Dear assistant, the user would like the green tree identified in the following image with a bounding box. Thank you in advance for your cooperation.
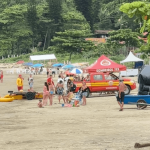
[51,0,95,61]
[108,29,143,55]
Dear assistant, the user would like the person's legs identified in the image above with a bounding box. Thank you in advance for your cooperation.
[43,95,47,106]
[58,95,61,103]
[121,92,125,110]
[62,95,65,103]
[49,95,53,105]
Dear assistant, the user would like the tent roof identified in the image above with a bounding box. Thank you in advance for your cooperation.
[85,55,126,73]
[30,54,56,61]
[120,51,143,63]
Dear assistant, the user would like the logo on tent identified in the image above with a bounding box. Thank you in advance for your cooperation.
[100,60,111,66]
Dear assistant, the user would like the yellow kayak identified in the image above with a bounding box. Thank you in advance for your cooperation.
[4,95,23,100]
[0,98,14,102]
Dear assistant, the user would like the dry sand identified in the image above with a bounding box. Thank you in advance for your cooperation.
[0,70,150,150]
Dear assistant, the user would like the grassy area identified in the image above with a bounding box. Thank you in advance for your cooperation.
[0,51,134,68]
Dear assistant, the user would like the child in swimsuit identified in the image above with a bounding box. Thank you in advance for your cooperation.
[38,100,43,108]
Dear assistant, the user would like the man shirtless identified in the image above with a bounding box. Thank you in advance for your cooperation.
[117,78,127,111]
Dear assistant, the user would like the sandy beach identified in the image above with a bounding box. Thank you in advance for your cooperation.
[0,70,150,150]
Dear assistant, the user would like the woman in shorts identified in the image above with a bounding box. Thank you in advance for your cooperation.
[81,81,88,106]
[49,83,54,105]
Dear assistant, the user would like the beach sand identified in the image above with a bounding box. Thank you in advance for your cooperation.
[0,71,150,150]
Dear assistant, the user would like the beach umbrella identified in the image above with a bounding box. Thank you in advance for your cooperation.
[70,68,83,74]
[62,64,75,69]
[32,64,44,68]
[17,60,24,64]
[52,63,64,67]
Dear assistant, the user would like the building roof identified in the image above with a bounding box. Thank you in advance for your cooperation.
[85,38,106,44]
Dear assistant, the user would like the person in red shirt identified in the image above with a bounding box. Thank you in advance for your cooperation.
[116,78,127,111]
[47,75,55,87]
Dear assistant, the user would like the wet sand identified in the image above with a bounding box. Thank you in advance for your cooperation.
[0,71,150,150]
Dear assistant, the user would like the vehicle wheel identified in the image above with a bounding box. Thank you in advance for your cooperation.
[26,92,35,100]
[86,88,90,98]
[137,99,147,109]
[124,85,131,95]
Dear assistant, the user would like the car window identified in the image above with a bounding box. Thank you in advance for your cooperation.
[94,75,103,80]
[104,75,115,80]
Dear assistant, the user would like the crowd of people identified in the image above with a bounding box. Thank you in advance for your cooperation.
[15,69,89,108]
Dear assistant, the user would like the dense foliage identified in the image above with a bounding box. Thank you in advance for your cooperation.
[0,0,148,61]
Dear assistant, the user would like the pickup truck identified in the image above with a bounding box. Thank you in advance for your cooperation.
[73,72,136,97]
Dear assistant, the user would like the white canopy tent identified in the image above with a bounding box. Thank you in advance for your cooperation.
[30,54,56,61]
[120,51,144,63]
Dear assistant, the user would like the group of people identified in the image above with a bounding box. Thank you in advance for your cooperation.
[16,74,33,91]
[40,73,88,107]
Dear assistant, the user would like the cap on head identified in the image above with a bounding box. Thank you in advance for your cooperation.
[19,74,22,77]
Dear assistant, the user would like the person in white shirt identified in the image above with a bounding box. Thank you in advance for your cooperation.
[57,75,63,83]
[64,75,69,94]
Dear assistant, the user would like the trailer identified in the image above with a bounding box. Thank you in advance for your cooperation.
[124,95,150,109]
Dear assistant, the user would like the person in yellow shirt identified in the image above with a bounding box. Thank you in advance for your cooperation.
[16,74,24,91]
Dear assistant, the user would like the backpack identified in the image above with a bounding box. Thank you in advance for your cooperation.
[71,84,76,91]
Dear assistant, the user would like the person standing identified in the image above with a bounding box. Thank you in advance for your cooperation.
[0,70,3,83]
[57,75,64,83]
[67,79,74,93]
[56,80,65,103]
[81,81,88,106]
[43,82,49,106]
[64,75,69,94]
[49,83,54,106]
[16,74,24,91]
[47,75,55,86]
[52,68,56,77]
[47,68,49,77]
[28,74,34,91]
[117,78,127,111]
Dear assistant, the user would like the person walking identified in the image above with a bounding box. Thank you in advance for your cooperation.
[43,82,49,106]
[28,74,34,91]
[116,78,127,111]
[81,81,88,106]
[16,74,24,91]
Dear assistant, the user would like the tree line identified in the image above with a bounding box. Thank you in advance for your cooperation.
[0,0,148,59]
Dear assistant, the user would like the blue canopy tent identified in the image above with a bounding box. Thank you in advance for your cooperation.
[24,62,33,66]
[52,63,64,67]
[32,64,44,68]
[62,64,75,70]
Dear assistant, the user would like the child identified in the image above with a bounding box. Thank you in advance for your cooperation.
[65,90,74,104]
[38,100,43,108]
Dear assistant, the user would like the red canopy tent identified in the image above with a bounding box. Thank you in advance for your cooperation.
[85,55,126,73]
[16,60,24,64]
